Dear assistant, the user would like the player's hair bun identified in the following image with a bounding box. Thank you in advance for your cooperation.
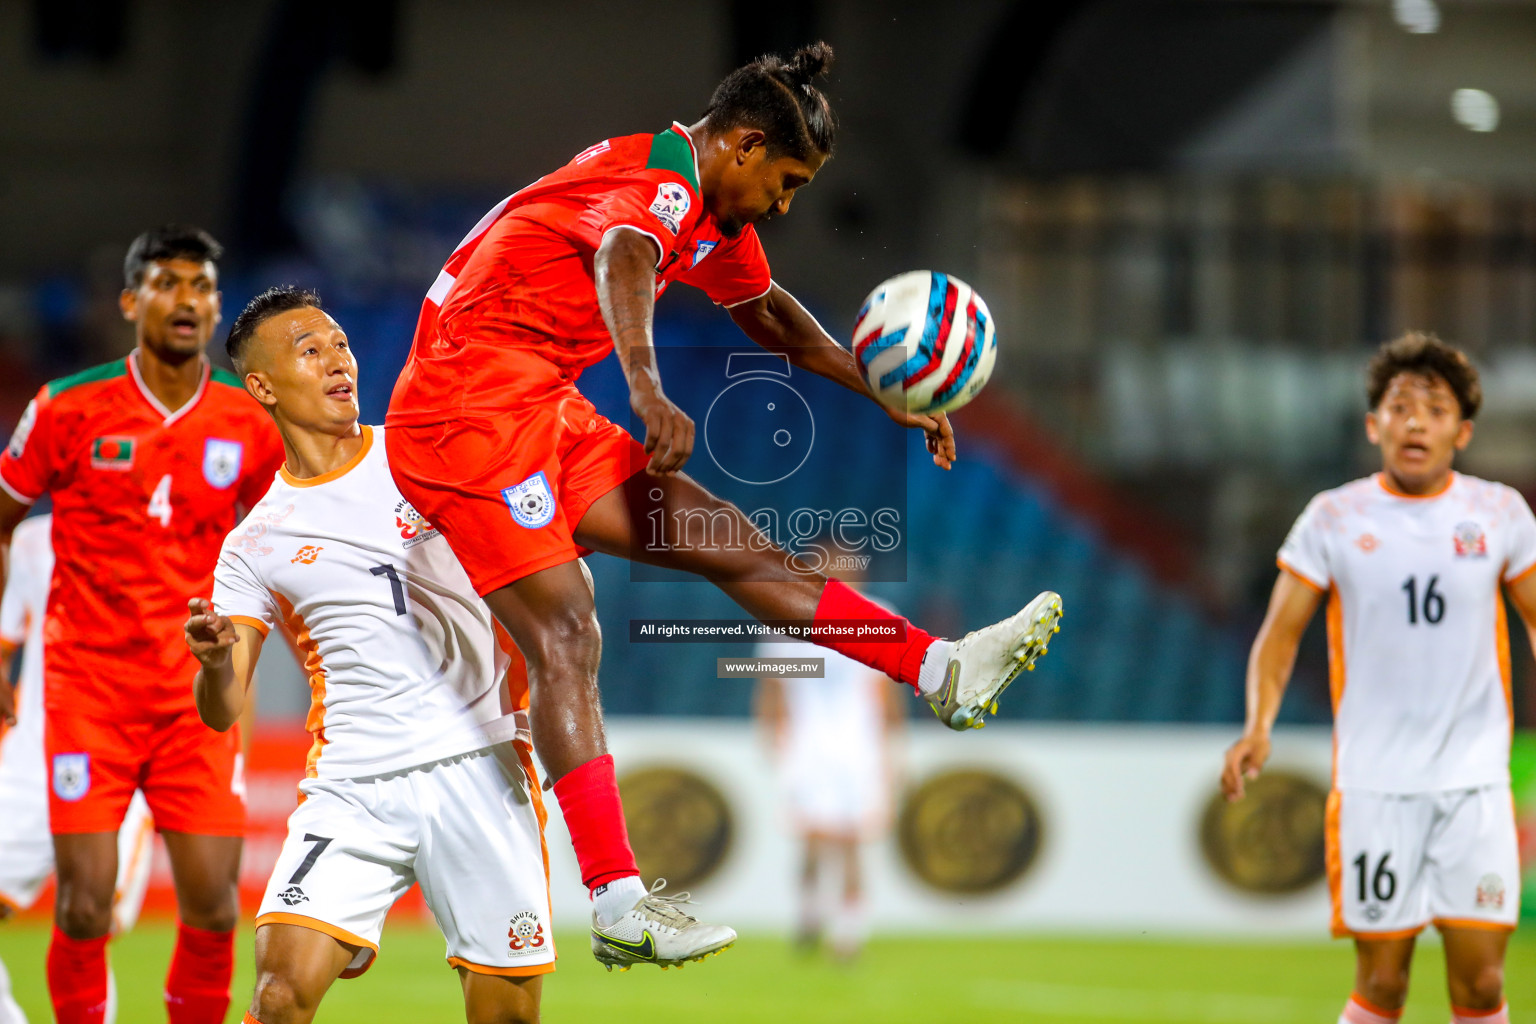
[782,42,834,86]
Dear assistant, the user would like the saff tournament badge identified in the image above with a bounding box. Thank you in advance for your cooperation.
[649,182,690,233]
[203,438,244,489]
[502,472,556,529]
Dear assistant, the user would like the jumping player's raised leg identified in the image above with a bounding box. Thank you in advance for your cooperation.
[246,923,358,1024]
[575,471,1062,729]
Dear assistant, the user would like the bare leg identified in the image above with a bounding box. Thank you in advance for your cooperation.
[459,967,542,1024]
[161,832,243,932]
[52,833,119,939]
[247,923,355,1024]
[1441,926,1509,1013]
[796,835,823,949]
[1352,936,1416,1014]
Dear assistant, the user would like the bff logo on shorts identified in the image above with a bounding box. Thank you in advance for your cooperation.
[52,753,90,801]
[502,472,556,529]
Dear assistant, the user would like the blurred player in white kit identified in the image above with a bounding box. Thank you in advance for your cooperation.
[756,594,902,961]
[1223,333,1536,1024]
[0,513,155,1024]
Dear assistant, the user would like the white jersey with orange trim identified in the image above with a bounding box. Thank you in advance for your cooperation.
[212,425,523,781]
[756,635,892,834]
[1278,472,1536,793]
[0,514,51,754]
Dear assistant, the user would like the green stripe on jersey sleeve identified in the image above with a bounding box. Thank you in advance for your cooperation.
[646,129,700,193]
[47,359,127,398]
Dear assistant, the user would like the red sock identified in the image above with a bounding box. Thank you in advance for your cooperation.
[164,922,234,1024]
[551,754,640,890]
[813,579,937,691]
[46,927,110,1024]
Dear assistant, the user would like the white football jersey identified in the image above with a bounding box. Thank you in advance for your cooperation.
[213,426,522,781]
[0,513,52,755]
[1279,472,1536,793]
[756,635,889,824]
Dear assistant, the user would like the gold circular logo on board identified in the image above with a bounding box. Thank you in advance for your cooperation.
[898,769,1043,894]
[618,767,734,889]
[1200,770,1327,894]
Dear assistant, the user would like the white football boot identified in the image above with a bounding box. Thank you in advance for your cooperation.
[591,879,737,971]
[924,591,1063,730]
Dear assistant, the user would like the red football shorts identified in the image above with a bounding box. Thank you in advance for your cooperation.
[46,708,245,836]
[387,350,647,596]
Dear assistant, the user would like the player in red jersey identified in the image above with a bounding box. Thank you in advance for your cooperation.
[387,44,1063,964]
[0,226,285,1024]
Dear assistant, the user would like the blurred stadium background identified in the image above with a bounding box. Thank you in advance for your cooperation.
[2,0,1535,1020]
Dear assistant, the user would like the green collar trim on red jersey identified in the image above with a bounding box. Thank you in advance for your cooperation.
[46,358,128,399]
[647,126,700,194]
[210,366,244,389]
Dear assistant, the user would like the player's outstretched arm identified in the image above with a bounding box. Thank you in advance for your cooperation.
[185,597,263,732]
[596,226,695,475]
[0,491,31,726]
[1221,570,1323,801]
[730,284,956,469]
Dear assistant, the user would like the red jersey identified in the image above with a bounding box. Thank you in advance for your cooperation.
[0,355,285,716]
[389,122,773,424]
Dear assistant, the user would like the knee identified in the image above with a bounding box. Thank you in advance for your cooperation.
[55,882,114,939]
[179,885,241,933]
[1358,962,1411,1009]
[464,998,538,1024]
[1454,962,1504,1010]
[252,971,321,1024]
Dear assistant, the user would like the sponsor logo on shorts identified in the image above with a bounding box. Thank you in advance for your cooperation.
[508,911,547,956]
[291,545,324,565]
[203,438,244,489]
[394,499,440,549]
[52,753,90,801]
[502,472,556,529]
[692,239,717,268]
[1454,521,1488,558]
[278,885,309,906]
[1475,872,1505,909]
[649,182,690,234]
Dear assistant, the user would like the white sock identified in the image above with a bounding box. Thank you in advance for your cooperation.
[591,875,647,928]
[0,955,28,1024]
[1452,1003,1509,1024]
[830,900,868,958]
[916,640,955,696]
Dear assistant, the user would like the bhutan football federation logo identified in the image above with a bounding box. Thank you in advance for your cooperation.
[898,769,1043,894]
[393,499,440,549]
[507,911,546,956]
[1475,873,1505,909]
[1199,770,1327,894]
[1453,521,1488,558]
[617,767,734,888]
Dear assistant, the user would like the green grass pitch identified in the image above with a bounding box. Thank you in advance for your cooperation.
[1,921,1532,1022]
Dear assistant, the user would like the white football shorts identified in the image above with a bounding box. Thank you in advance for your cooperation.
[0,719,154,930]
[255,744,554,978]
[1327,785,1520,938]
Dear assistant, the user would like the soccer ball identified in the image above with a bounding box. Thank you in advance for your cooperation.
[851,270,998,416]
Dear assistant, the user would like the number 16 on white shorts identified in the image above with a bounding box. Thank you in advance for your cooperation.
[1327,785,1520,938]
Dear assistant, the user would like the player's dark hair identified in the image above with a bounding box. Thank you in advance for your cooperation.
[122,224,223,289]
[1366,331,1482,420]
[226,285,324,371]
[701,42,837,161]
